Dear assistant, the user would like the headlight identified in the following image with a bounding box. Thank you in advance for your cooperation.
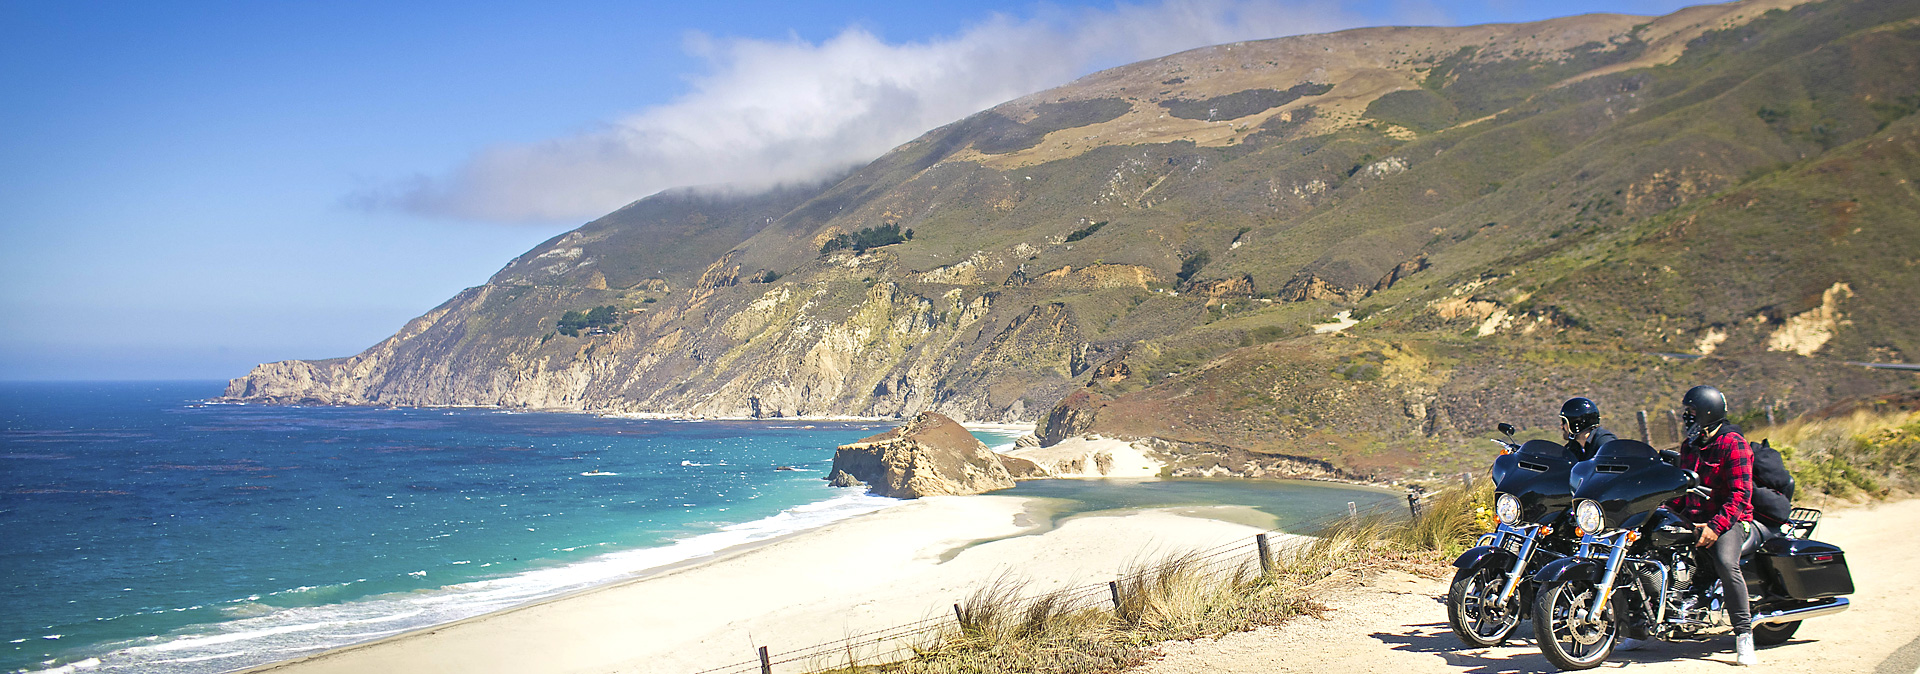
[1575,499,1604,533]
[1495,493,1521,524]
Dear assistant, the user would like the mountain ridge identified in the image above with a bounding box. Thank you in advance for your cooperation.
[226,0,1920,479]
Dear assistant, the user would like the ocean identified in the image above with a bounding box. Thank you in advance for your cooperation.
[0,381,1399,674]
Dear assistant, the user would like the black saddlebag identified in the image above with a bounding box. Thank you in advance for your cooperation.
[1760,538,1854,600]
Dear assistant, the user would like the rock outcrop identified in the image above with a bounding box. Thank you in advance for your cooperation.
[828,412,1016,498]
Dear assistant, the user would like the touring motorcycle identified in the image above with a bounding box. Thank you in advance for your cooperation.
[1528,438,1854,670]
[1447,423,1582,646]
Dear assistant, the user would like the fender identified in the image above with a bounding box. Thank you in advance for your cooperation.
[1452,545,1518,571]
[1533,556,1604,584]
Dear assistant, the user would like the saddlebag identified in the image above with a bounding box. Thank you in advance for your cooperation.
[1760,538,1854,599]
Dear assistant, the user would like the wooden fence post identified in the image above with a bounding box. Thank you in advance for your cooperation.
[1348,501,1358,518]
[1460,472,1472,488]
[759,645,771,674]
[1407,493,1419,518]
[1109,580,1124,617]
[954,603,965,627]
[1256,533,1273,574]
[1637,410,1651,443]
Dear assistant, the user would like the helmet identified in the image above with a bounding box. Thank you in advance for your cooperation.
[1681,385,1728,443]
[1560,397,1601,441]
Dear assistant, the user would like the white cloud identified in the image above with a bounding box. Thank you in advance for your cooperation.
[370,0,1399,223]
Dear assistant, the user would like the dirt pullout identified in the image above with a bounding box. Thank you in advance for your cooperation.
[1135,498,1920,674]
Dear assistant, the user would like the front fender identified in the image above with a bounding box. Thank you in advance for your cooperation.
[1452,545,1518,571]
[1533,556,1604,584]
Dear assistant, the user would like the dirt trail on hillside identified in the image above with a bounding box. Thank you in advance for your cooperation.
[1136,498,1920,674]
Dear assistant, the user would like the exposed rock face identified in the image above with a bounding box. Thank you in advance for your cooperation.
[828,412,1015,498]
[1039,390,1104,447]
[1369,255,1430,294]
[997,454,1050,479]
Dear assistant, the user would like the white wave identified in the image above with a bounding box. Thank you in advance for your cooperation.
[63,488,899,674]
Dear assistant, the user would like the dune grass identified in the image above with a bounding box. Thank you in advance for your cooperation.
[1751,409,1920,500]
[806,483,1491,674]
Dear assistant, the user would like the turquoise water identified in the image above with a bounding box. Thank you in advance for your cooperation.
[0,382,888,674]
[0,382,1401,674]
[996,477,1406,531]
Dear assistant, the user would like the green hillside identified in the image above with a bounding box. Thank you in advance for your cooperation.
[226,0,1920,480]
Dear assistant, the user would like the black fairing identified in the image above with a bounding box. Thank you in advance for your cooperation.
[1491,439,1579,524]
[1646,508,1694,548]
[1570,439,1691,532]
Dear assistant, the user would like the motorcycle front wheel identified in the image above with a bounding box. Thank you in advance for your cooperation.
[1448,566,1521,647]
[1532,579,1617,670]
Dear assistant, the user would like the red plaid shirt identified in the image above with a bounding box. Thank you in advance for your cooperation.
[1669,428,1754,534]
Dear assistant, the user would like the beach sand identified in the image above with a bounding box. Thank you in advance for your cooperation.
[243,495,1273,674]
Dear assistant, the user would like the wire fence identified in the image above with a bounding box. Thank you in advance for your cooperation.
[689,489,1448,674]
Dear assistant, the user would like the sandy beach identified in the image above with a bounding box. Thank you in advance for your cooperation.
[243,495,1275,674]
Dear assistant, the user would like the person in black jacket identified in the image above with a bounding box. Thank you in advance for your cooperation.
[1560,397,1617,461]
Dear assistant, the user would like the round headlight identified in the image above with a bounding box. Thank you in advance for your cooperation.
[1575,499,1604,533]
[1495,493,1521,524]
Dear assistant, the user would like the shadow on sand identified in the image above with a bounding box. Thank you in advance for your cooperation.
[1366,620,1809,672]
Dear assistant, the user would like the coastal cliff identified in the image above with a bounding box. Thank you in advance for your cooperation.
[227,0,1920,479]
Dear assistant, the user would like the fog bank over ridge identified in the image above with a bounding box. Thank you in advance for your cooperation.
[366,0,1387,223]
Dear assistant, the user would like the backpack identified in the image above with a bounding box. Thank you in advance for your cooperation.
[1751,438,1795,500]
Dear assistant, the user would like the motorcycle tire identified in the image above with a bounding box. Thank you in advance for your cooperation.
[1448,566,1521,647]
[1532,579,1618,670]
[1753,620,1800,646]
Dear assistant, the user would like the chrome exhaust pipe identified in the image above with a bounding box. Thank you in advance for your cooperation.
[1753,597,1849,626]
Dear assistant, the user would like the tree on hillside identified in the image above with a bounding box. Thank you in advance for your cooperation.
[558,305,622,337]
[820,223,907,255]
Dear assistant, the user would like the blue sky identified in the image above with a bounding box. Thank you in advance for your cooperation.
[0,0,1703,381]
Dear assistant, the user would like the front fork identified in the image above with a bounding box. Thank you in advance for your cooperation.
[1491,523,1544,608]
[1574,531,1632,623]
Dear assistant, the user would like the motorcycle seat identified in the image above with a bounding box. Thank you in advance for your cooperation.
[1739,520,1767,556]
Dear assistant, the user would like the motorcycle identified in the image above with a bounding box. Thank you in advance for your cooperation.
[1447,423,1582,646]
[1528,438,1854,670]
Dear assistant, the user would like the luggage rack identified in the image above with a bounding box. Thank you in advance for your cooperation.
[1782,507,1822,539]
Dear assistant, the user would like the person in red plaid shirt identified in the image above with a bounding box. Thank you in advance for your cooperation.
[1670,385,1759,665]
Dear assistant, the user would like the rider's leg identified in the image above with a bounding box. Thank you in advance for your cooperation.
[1709,521,1751,635]
[1709,521,1756,665]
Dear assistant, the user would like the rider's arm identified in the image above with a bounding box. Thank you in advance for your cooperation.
[1708,434,1754,535]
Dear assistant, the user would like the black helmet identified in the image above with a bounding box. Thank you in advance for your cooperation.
[1560,397,1601,441]
[1681,385,1729,443]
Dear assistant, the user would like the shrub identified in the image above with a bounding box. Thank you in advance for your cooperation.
[821,223,908,255]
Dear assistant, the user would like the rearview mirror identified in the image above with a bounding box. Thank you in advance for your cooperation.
[1497,423,1516,437]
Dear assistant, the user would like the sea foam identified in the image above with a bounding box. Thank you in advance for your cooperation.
[36,488,897,674]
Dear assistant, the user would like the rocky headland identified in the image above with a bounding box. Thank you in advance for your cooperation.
[827,412,1020,498]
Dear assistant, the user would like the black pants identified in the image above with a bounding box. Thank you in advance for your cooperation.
[1704,521,1752,635]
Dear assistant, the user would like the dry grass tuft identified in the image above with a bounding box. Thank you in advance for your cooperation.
[1753,410,1920,500]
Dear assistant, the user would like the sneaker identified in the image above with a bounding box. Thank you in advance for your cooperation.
[1736,633,1757,666]
[1617,637,1648,652]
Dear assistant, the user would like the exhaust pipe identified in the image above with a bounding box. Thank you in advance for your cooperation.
[1753,597,1849,626]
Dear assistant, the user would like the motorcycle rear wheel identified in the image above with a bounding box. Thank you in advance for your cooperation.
[1533,579,1617,671]
[1753,620,1800,646]
[1448,566,1521,647]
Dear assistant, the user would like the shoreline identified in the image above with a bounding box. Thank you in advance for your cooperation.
[233,494,1286,674]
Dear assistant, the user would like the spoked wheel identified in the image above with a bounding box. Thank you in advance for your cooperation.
[1753,620,1800,646]
[1448,566,1522,647]
[1532,580,1618,670]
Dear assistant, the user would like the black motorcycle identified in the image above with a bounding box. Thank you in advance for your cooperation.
[1447,423,1581,646]
[1528,439,1854,670]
